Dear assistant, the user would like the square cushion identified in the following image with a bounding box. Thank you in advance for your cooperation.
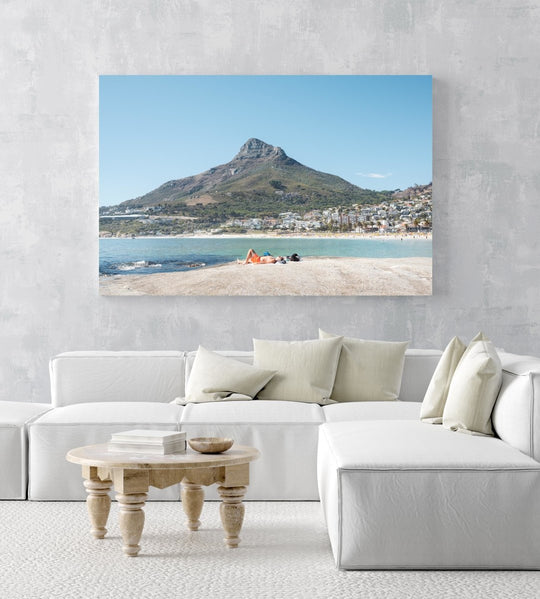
[184,349,444,404]
[442,333,502,436]
[319,329,408,402]
[420,336,466,423]
[180,345,275,404]
[253,337,343,404]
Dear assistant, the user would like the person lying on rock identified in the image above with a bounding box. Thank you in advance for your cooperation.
[238,249,286,264]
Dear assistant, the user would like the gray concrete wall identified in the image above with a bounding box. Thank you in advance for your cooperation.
[2,1,540,403]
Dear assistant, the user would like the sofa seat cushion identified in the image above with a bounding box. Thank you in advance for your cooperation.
[180,400,324,501]
[33,401,183,424]
[323,401,420,422]
[28,402,183,501]
[320,420,539,470]
[318,421,540,569]
[181,400,324,424]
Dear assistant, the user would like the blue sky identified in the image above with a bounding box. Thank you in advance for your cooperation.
[99,75,432,206]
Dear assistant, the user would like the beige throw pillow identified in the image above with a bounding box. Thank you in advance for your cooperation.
[420,336,467,423]
[253,337,343,404]
[442,333,502,436]
[179,345,276,404]
[319,329,408,402]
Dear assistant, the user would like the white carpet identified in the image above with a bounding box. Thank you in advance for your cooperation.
[0,501,538,599]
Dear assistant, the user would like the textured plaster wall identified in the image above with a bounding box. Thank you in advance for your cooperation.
[2,1,540,403]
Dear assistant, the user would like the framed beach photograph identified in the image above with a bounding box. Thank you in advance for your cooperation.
[99,75,432,296]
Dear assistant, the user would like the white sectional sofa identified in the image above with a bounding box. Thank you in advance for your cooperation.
[25,348,440,501]
[2,345,540,569]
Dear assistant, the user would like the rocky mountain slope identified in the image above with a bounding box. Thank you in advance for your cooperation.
[117,138,389,215]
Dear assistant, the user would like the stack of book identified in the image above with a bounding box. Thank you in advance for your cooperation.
[108,430,187,455]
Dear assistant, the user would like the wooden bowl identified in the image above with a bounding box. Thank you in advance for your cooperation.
[188,437,234,454]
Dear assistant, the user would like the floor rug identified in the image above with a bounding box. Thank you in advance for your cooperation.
[0,501,538,598]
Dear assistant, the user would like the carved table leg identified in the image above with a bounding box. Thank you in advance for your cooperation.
[116,492,147,557]
[181,482,204,531]
[83,478,112,539]
[218,485,246,548]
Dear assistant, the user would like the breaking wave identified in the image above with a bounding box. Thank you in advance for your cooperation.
[99,258,213,276]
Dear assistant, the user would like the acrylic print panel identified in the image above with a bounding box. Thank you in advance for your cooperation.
[99,75,432,296]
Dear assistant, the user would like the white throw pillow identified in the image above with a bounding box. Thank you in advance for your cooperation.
[442,333,502,436]
[420,336,467,423]
[178,345,276,404]
[319,329,408,402]
[253,337,343,404]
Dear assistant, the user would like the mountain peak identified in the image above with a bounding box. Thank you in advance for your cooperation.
[234,138,287,161]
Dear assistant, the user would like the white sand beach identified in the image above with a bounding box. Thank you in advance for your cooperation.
[100,256,432,296]
[102,232,432,241]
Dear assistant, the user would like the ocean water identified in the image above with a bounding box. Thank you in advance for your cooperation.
[99,236,432,276]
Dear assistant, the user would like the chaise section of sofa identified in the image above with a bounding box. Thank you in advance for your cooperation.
[318,351,540,569]
[318,420,540,569]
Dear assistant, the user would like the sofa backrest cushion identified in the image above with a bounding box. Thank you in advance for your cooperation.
[50,351,186,407]
[185,349,442,403]
[394,349,442,402]
[492,352,540,461]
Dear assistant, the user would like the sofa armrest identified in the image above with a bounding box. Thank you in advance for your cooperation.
[492,352,540,462]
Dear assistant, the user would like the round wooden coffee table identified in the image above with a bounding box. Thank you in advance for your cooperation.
[66,443,260,557]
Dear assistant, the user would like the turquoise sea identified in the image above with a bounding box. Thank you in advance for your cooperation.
[99,237,432,276]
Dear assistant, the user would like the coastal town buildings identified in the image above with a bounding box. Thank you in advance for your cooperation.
[99,187,432,238]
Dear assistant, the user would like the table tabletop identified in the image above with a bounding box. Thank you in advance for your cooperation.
[66,443,260,470]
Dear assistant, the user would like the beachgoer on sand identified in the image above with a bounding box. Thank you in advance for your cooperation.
[238,249,286,264]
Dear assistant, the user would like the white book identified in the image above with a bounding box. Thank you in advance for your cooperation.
[107,440,187,455]
[110,430,186,445]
